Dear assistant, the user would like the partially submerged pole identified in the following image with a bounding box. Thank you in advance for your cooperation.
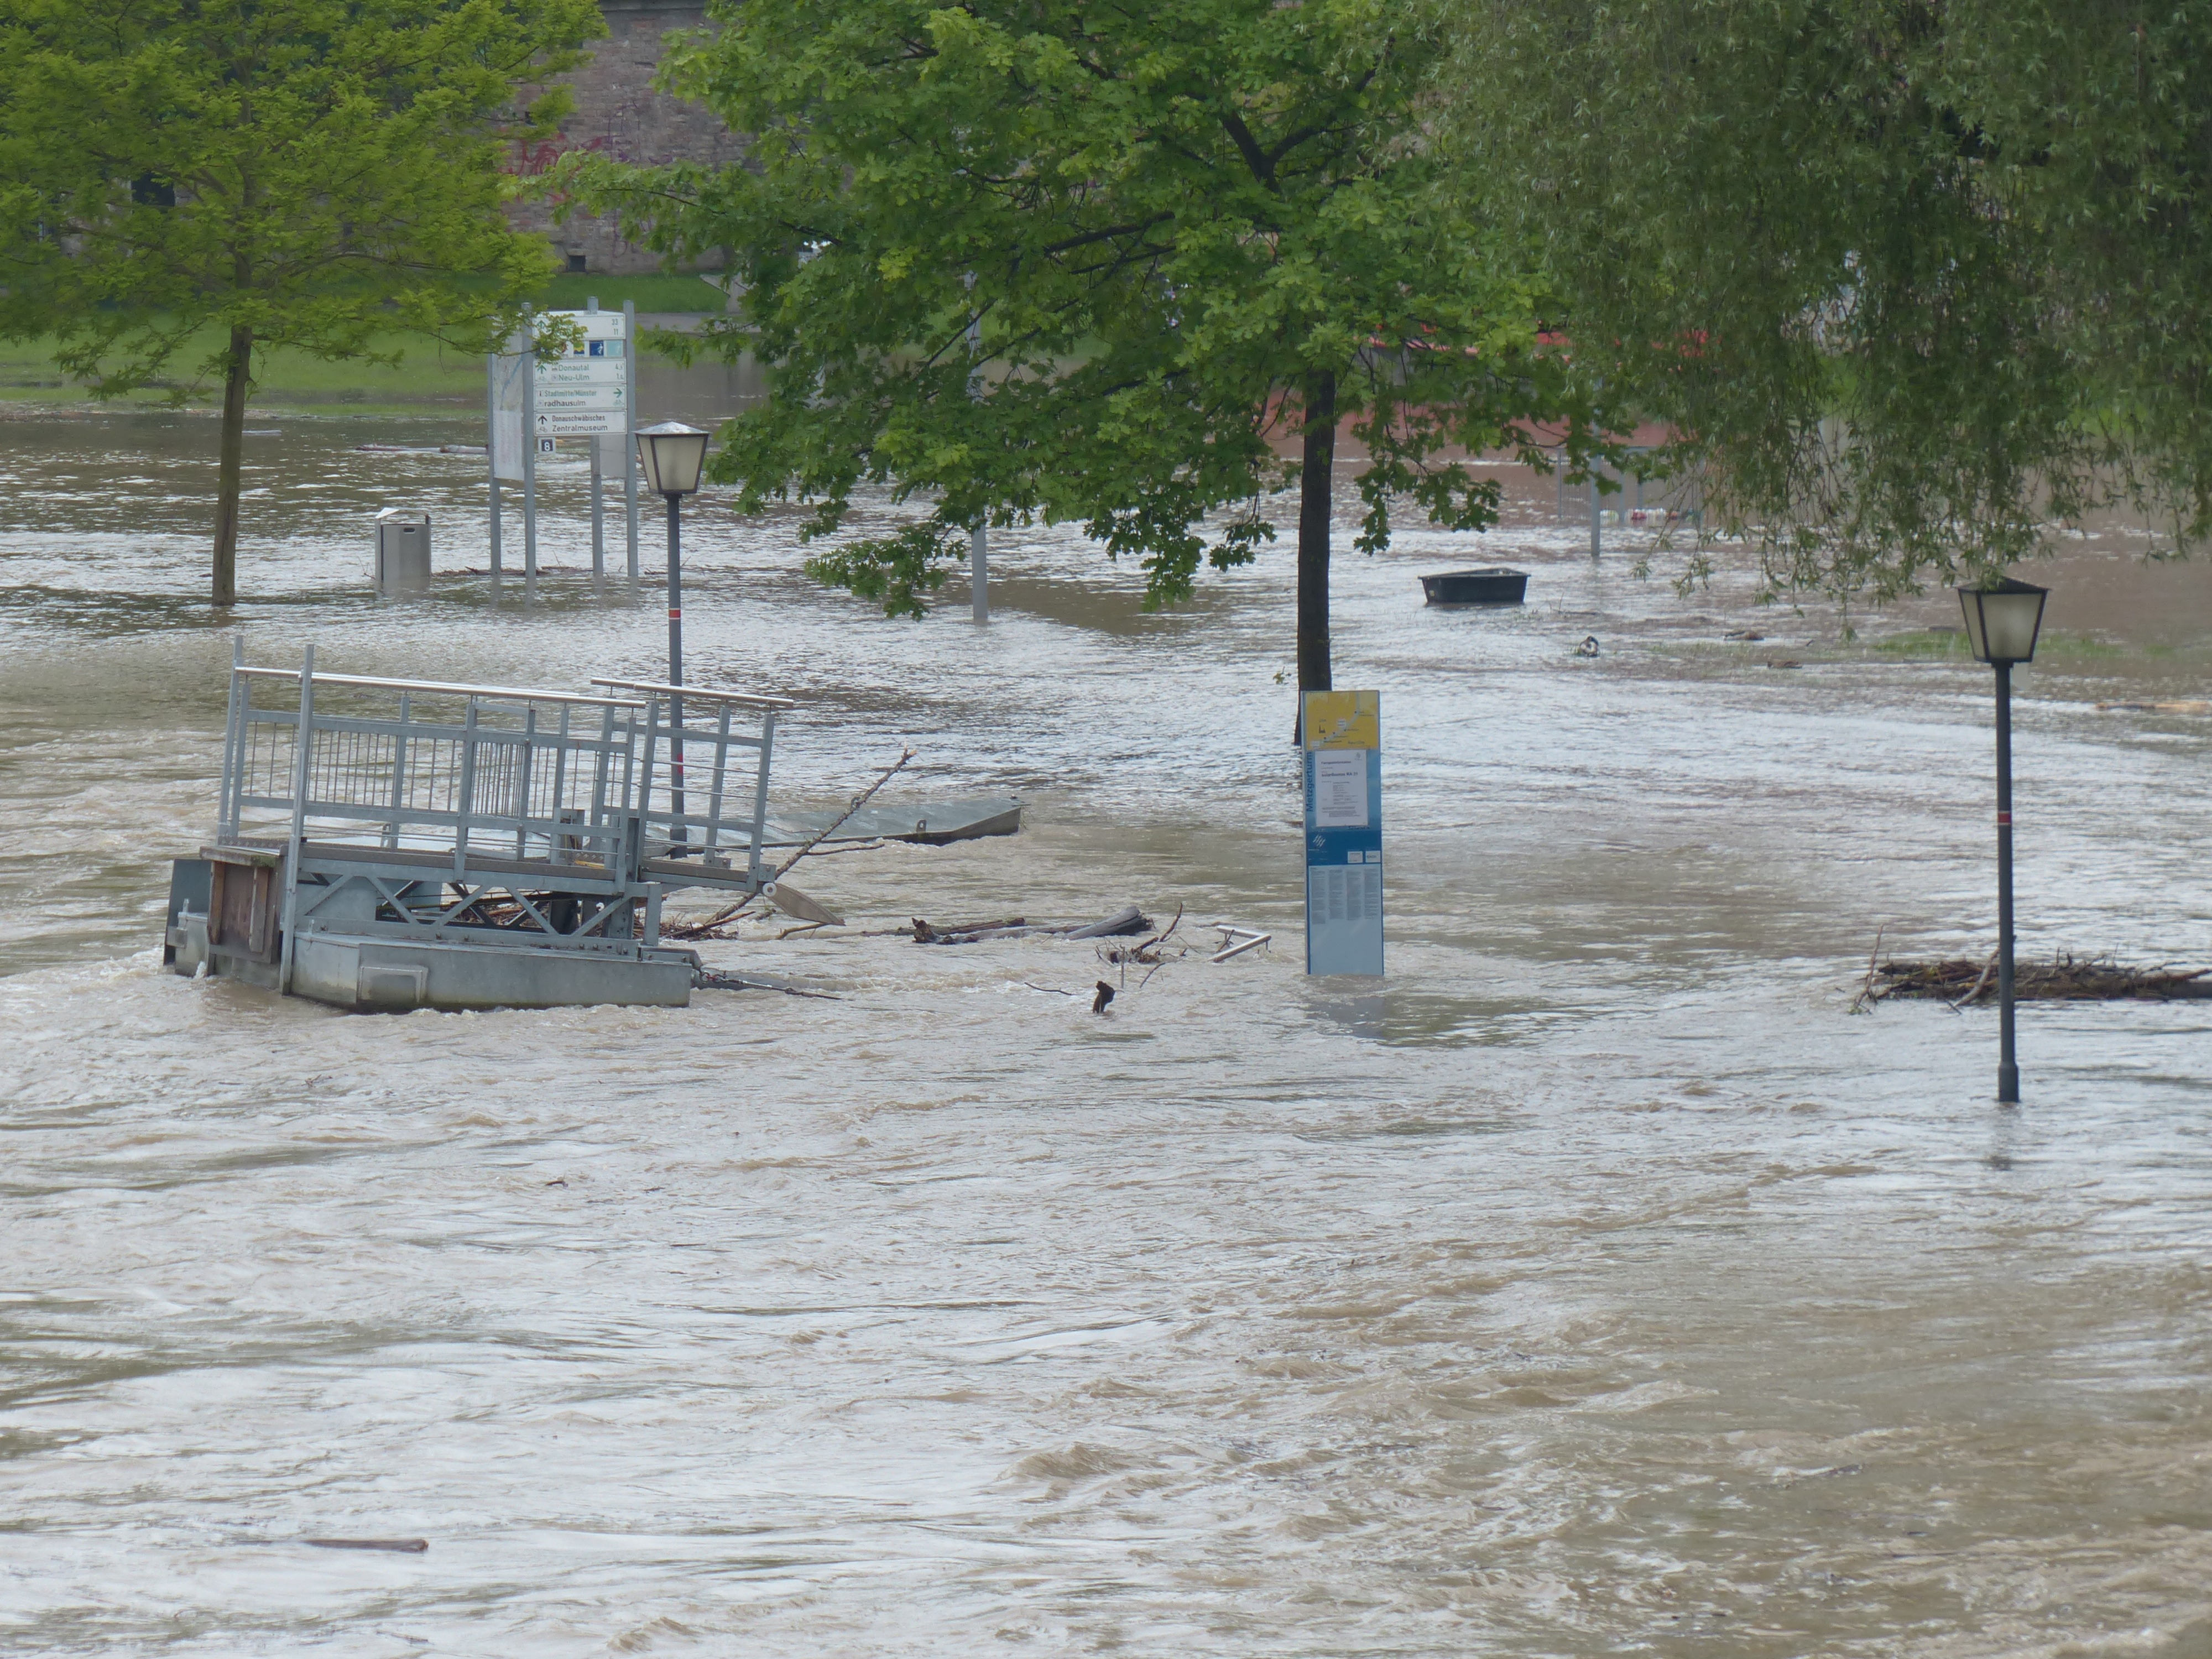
[486,353,502,599]
[624,299,640,586]
[1995,659,2018,1104]
[667,492,686,848]
[588,296,605,593]
[966,283,988,623]
[522,321,540,607]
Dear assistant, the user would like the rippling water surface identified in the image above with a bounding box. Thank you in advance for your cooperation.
[3,409,2210,1656]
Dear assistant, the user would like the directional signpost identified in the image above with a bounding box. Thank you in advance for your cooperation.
[1303,690,1384,976]
[486,306,639,600]
[534,315,628,436]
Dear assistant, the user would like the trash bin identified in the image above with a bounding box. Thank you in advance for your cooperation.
[375,508,432,595]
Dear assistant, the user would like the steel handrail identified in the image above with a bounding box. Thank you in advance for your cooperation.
[589,676,795,711]
[236,667,646,709]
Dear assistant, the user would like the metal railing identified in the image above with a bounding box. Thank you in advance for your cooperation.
[209,645,795,992]
[591,677,790,887]
[221,658,643,877]
[217,646,787,894]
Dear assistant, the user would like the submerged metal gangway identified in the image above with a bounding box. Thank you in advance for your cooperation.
[165,645,794,1011]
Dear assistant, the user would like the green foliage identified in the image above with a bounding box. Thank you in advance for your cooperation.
[1451,0,2212,605]
[802,523,962,620]
[0,0,603,596]
[556,0,1621,617]
[0,0,602,384]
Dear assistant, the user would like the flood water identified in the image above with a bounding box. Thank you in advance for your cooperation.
[3,408,2209,1657]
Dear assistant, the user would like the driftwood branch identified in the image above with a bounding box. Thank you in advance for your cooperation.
[770,748,916,883]
[1855,948,2212,1006]
[667,748,915,941]
[1946,951,1999,1011]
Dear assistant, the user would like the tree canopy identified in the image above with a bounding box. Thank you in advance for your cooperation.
[559,0,1618,701]
[0,0,603,603]
[1452,0,2212,605]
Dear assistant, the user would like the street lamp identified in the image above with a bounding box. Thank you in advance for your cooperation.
[637,421,709,853]
[1957,576,2049,1105]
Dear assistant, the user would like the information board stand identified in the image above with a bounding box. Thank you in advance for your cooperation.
[1303,690,1383,976]
[488,307,634,603]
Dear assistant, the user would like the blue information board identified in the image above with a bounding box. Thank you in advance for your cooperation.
[1303,690,1383,976]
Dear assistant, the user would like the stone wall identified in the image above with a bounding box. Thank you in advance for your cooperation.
[505,0,742,277]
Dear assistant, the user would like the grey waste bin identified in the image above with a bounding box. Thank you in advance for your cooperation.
[375,508,432,594]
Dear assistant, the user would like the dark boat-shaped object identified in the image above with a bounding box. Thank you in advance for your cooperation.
[1421,567,1528,607]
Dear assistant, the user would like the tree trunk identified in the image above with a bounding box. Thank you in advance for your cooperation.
[1294,369,1336,744]
[211,324,253,606]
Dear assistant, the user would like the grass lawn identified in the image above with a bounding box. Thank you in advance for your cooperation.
[0,274,724,414]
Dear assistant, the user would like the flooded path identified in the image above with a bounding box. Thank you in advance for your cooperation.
[2,410,2209,1656]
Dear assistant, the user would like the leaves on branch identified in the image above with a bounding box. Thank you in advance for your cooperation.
[549,0,1623,615]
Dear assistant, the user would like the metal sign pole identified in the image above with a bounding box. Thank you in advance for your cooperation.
[624,299,640,586]
[1302,690,1384,977]
[587,297,605,593]
[486,354,502,601]
[523,319,540,607]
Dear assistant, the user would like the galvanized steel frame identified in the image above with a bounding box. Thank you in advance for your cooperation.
[214,652,788,974]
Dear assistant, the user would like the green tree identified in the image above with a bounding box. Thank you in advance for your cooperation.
[557,0,1618,711]
[0,0,604,604]
[1451,0,2212,606]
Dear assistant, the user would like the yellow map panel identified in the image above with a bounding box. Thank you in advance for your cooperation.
[1304,690,1379,750]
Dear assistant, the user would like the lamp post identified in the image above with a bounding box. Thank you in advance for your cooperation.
[636,421,709,852]
[1957,576,2050,1105]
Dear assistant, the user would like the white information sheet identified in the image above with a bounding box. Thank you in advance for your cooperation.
[1313,749,1369,827]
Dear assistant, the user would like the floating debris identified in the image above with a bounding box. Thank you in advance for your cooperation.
[1856,952,2211,1009]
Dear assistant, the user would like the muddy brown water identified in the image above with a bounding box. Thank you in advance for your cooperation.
[2,409,2209,1656]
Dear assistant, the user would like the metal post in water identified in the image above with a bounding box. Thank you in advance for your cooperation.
[486,353,502,601]
[220,633,246,843]
[591,441,606,592]
[1995,660,2018,1105]
[1590,475,1601,560]
[522,319,539,607]
[666,492,686,849]
[278,643,315,994]
[624,299,640,586]
[966,279,988,623]
[588,297,605,593]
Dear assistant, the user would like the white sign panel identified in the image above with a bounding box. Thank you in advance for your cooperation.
[535,385,625,411]
[1313,750,1369,828]
[541,309,627,342]
[536,408,624,436]
[537,359,625,389]
[531,314,629,441]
